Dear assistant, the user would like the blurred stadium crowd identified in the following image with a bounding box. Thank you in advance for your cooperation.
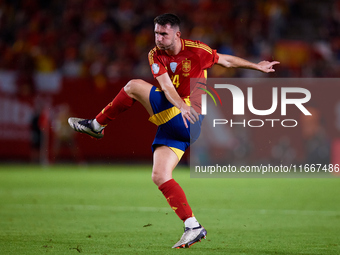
[1,0,340,91]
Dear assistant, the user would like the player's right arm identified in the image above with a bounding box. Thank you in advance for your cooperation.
[156,73,198,128]
[149,47,198,128]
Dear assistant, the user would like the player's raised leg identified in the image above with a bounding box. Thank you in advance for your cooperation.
[68,79,154,138]
[153,145,207,248]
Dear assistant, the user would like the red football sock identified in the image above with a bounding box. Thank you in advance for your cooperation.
[158,179,193,221]
[96,87,135,125]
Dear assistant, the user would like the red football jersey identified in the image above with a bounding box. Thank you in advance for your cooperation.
[148,39,219,111]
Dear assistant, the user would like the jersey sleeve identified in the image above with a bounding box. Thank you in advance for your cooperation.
[148,47,168,78]
[196,42,219,70]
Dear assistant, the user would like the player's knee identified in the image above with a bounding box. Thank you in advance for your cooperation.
[151,171,161,186]
[124,79,143,96]
[151,170,167,187]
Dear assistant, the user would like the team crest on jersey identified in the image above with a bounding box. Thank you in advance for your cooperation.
[152,63,160,74]
[182,59,191,72]
[170,62,177,73]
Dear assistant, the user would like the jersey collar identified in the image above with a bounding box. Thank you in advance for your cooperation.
[181,39,185,51]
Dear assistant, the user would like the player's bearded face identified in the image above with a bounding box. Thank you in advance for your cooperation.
[154,24,178,51]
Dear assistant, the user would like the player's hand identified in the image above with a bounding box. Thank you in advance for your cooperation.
[257,61,280,73]
[180,104,199,129]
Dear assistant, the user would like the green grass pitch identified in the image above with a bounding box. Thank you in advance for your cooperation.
[0,164,339,255]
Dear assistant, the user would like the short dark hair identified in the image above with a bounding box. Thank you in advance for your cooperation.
[154,13,181,28]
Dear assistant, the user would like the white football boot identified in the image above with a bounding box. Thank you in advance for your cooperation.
[172,225,207,248]
[68,118,104,139]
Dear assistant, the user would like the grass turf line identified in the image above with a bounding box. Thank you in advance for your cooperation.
[0,164,339,254]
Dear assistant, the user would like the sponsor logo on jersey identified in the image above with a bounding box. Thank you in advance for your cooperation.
[152,63,160,74]
[182,59,191,72]
[170,62,177,73]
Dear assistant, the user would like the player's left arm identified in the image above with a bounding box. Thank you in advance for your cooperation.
[216,53,280,73]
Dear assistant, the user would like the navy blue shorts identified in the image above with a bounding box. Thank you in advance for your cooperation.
[148,86,203,158]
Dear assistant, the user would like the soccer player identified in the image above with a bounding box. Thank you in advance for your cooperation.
[68,13,279,248]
